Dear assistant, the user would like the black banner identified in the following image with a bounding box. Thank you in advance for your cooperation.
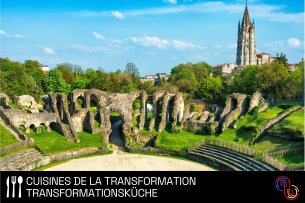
[1,171,304,203]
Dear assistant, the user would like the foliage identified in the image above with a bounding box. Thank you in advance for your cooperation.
[189,103,197,112]
[125,62,139,77]
[0,58,43,99]
[133,99,141,110]
[0,124,18,147]
[169,62,212,97]
[196,76,223,100]
[42,69,70,94]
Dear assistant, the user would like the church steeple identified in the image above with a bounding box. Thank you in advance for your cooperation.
[236,0,257,66]
[242,3,251,28]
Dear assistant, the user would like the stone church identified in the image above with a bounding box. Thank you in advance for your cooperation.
[236,2,257,66]
[236,2,275,67]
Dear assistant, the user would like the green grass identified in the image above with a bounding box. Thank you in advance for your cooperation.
[90,107,97,112]
[0,124,18,147]
[275,152,304,166]
[155,130,205,151]
[27,126,105,155]
[110,112,121,124]
[7,101,19,109]
[0,146,29,157]
[269,109,304,138]
[216,106,287,145]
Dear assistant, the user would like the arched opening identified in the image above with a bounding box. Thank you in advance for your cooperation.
[231,98,238,110]
[90,94,98,112]
[29,124,37,133]
[145,97,153,130]
[76,95,85,109]
[19,125,27,134]
[37,123,47,134]
[167,99,175,123]
[109,111,124,147]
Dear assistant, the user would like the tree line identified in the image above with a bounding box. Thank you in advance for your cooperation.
[0,57,303,103]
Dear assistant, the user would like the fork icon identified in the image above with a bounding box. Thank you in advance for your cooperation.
[11,176,16,198]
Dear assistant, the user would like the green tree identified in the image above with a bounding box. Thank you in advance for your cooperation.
[56,63,75,84]
[125,62,139,77]
[0,58,41,99]
[196,76,223,100]
[255,62,288,100]
[24,60,46,94]
[274,53,288,67]
[226,65,258,95]
[43,69,70,94]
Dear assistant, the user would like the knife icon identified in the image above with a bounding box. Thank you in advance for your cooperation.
[6,177,10,198]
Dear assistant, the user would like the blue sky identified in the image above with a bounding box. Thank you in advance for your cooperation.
[1,0,304,75]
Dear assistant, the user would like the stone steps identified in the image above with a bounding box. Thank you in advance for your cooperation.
[0,148,47,171]
[189,144,275,171]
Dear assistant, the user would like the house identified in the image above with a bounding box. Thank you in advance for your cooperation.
[213,63,236,75]
[140,73,170,84]
[256,53,275,65]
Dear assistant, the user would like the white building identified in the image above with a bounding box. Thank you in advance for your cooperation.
[213,63,236,75]
[256,53,275,65]
[140,73,170,84]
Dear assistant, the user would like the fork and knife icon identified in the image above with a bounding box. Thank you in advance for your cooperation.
[6,176,23,198]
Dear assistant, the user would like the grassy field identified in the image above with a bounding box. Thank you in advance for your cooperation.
[27,126,105,154]
[155,130,205,151]
[269,109,304,138]
[276,152,304,166]
[0,124,18,147]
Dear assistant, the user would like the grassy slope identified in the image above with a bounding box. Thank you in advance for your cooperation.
[0,124,18,147]
[269,109,304,137]
[155,130,204,151]
[276,152,304,166]
[28,126,105,155]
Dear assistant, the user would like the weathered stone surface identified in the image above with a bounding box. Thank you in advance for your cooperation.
[13,95,39,113]
[138,91,148,130]
[158,93,170,132]
[172,92,184,124]
[180,105,190,128]
[0,107,56,132]
[199,111,210,122]
[249,91,268,112]
[219,93,248,132]
[0,92,11,109]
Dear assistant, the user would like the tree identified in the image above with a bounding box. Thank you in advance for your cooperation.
[24,60,46,94]
[43,69,70,94]
[255,62,288,100]
[274,53,288,67]
[56,63,75,84]
[0,58,41,99]
[196,76,223,100]
[226,65,258,95]
[125,62,139,77]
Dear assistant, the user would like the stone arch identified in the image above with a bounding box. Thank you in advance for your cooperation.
[76,95,85,109]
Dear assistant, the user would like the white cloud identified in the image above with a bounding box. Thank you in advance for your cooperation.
[68,44,107,53]
[92,32,104,40]
[287,38,301,47]
[131,36,170,49]
[162,0,177,5]
[69,2,303,23]
[172,40,202,50]
[14,34,24,38]
[44,47,55,54]
[213,44,223,49]
[0,29,24,38]
[131,35,201,50]
[111,11,124,20]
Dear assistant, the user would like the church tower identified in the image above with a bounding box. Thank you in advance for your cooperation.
[236,1,257,66]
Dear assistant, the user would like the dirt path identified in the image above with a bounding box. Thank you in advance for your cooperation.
[45,150,215,171]
[109,120,124,147]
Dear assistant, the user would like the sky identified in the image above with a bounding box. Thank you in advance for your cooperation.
[0,0,304,75]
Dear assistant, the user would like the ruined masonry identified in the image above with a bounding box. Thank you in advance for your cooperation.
[0,90,185,146]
